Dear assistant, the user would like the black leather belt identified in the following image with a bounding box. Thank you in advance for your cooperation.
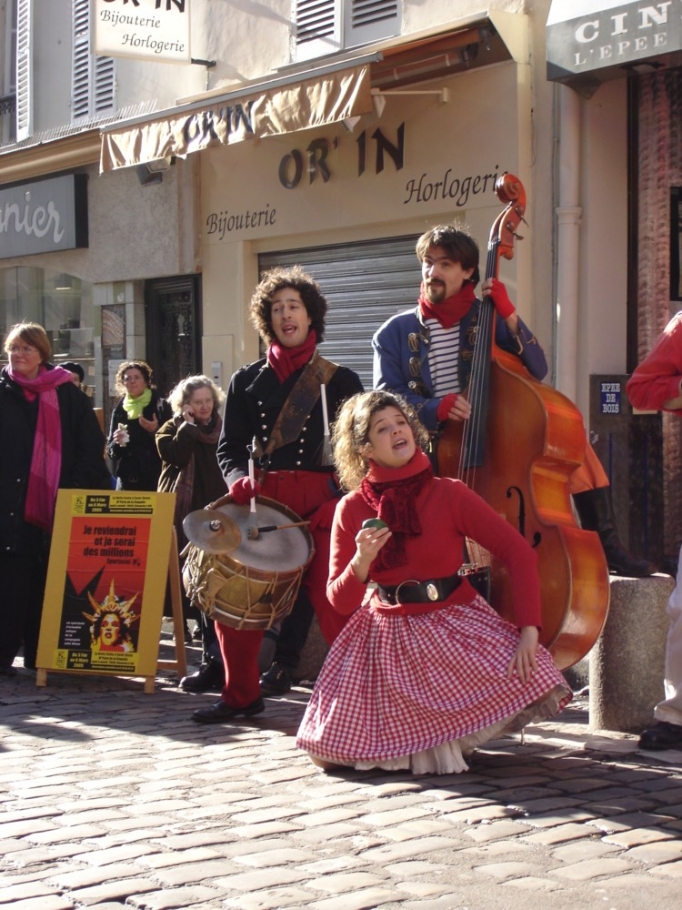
[376,572,461,605]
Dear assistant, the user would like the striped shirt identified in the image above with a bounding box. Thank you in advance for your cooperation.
[425,319,461,395]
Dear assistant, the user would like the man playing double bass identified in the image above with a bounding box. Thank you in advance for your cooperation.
[373,223,655,578]
[191,265,363,724]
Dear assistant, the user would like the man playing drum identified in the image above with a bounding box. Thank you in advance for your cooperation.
[191,265,363,723]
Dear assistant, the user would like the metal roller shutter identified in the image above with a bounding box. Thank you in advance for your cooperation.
[259,234,419,390]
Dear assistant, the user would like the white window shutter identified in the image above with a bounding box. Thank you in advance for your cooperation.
[15,0,32,141]
[72,0,114,122]
[94,54,114,115]
[72,0,90,119]
[293,0,399,62]
[345,0,399,48]
[293,0,341,63]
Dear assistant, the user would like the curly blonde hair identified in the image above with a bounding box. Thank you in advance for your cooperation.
[332,390,429,491]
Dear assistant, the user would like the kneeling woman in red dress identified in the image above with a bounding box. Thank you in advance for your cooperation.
[296,390,572,775]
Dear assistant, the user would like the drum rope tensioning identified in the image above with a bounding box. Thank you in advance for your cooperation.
[182,495,314,631]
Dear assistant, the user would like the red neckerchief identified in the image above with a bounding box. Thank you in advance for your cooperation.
[360,449,433,570]
[267,329,317,383]
[418,282,476,329]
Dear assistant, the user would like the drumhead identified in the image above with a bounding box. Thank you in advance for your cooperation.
[215,498,311,572]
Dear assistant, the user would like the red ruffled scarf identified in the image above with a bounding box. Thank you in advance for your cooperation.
[418,282,476,329]
[360,449,433,570]
[267,329,317,382]
[6,364,73,531]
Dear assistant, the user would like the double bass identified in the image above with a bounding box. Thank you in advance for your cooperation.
[437,173,610,670]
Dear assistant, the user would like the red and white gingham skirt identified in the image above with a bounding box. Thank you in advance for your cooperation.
[296,594,572,774]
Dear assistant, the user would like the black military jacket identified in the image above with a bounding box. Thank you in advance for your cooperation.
[218,358,363,487]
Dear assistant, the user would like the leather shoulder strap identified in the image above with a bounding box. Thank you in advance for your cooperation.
[261,353,338,460]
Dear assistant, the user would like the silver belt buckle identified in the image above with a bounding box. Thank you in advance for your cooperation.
[394,579,420,603]
[426,582,439,601]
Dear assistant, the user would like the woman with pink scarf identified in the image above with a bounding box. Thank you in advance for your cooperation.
[0,323,112,675]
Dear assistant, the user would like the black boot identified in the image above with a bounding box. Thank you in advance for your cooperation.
[573,487,657,578]
[180,659,225,692]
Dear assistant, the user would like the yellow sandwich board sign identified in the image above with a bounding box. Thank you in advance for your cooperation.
[36,490,176,687]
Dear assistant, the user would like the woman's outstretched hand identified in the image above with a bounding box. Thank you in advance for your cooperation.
[507,625,539,684]
[139,414,159,433]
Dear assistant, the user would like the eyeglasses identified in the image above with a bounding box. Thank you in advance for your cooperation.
[8,344,38,355]
[122,374,144,383]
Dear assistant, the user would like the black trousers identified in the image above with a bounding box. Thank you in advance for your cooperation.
[0,540,49,669]
[272,587,314,671]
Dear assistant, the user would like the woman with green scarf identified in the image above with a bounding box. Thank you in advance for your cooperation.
[107,360,172,491]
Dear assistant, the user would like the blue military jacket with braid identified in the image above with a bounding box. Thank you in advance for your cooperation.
[372,300,548,432]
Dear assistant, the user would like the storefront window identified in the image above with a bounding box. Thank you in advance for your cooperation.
[0,266,101,400]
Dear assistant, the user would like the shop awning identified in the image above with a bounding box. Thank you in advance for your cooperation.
[100,58,377,172]
[547,0,682,94]
[100,11,529,173]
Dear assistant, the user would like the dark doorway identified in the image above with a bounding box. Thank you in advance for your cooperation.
[145,275,202,398]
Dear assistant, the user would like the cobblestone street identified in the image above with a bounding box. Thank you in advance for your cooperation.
[1,632,682,910]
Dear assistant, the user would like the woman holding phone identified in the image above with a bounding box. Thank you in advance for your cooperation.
[157,375,228,681]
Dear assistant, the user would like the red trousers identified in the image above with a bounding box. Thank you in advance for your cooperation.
[215,470,349,707]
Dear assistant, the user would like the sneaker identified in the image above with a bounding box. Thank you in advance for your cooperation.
[260,662,293,696]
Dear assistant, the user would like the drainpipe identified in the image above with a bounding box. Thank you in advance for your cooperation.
[555,85,582,403]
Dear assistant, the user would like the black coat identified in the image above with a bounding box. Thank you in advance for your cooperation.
[107,390,172,491]
[0,368,112,553]
[218,358,363,486]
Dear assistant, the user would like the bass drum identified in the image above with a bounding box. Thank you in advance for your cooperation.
[183,496,314,630]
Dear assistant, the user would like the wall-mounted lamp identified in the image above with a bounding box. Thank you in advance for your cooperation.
[136,156,174,186]
[371,87,449,119]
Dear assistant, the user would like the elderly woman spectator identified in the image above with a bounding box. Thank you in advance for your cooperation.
[0,322,112,675]
[107,360,172,491]
[157,375,228,689]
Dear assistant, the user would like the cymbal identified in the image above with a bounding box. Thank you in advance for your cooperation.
[183,509,242,553]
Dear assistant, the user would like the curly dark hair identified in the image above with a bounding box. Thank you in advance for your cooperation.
[114,360,155,397]
[415,224,481,286]
[249,265,327,344]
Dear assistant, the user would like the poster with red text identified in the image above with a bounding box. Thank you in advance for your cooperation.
[37,490,175,677]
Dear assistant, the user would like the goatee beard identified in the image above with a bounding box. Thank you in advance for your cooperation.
[425,283,445,304]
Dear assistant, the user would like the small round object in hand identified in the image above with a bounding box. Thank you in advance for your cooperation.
[362,518,388,531]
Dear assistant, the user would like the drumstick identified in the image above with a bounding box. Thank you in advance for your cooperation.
[247,439,260,540]
[256,521,311,533]
[321,383,332,466]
